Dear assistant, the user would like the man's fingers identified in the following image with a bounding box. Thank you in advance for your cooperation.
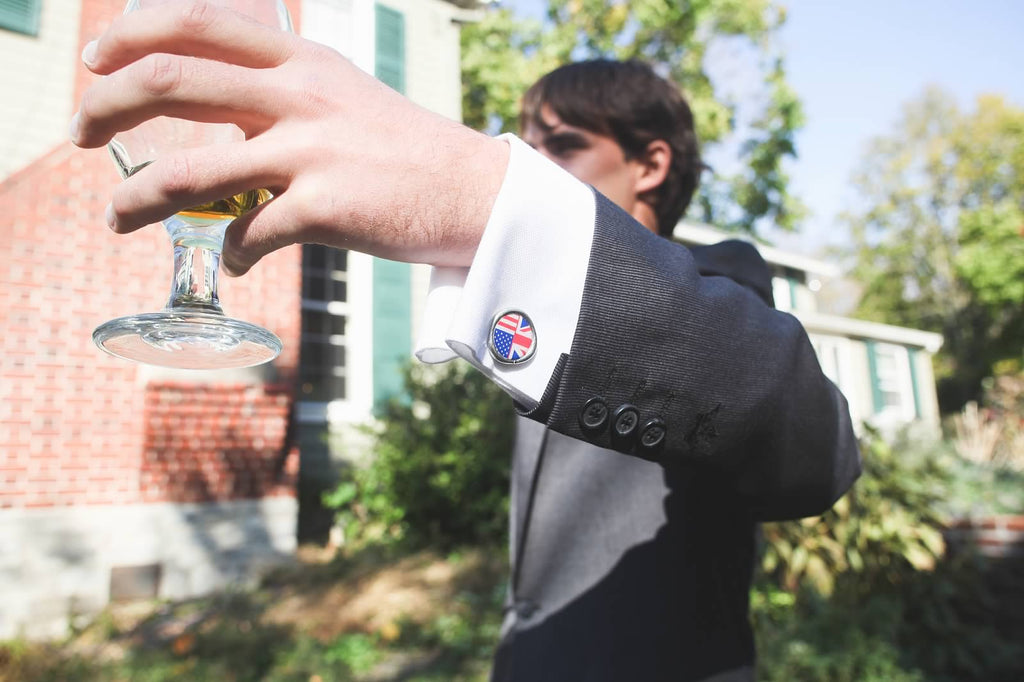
[84,0,295,76]
[73,56,279,148]
[220,193,305,277]
[108,140,291,234]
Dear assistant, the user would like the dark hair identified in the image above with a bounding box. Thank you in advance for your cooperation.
[520,59,701,237]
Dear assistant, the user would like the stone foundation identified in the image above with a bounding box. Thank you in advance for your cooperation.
[0,497,296,639]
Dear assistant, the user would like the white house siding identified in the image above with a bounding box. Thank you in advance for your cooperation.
[846,338,873,428]
[0,0,82,182]
[805,331,941,435]
[380,0,463,121]
[912,346,941,424]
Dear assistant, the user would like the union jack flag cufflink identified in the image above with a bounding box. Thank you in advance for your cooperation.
[488,310,536,365]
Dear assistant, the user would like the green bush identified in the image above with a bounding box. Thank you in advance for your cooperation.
[753,551,1024,682]
[895,553,1024,682]
[752,585,925,682]
[760,425,951,596]
[325,360,515,550]
[754,424,1024,682]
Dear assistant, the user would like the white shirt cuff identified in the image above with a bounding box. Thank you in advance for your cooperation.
[414,134,596,408]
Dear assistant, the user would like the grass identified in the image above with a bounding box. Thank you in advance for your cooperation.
[0,545,506,682]
[3,452,1022,682]
[4,538,1023,682]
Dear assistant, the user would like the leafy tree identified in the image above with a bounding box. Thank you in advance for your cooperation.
[846,90,1024,411]
[460,0,805,236]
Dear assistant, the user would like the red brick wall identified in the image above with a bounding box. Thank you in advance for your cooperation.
[946,516,1024,560]
[0,0,303,510]
[142,383,298,502]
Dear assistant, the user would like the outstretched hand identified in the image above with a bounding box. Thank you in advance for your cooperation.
[70,0,509,275]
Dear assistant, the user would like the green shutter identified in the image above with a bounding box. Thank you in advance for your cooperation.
[372,258,411,409]
[787,277,799,310]
[865,340,884,414]
[371,5,410,409]
[0,0,41,36]
[907,347,922,419]
[375,4,405,94]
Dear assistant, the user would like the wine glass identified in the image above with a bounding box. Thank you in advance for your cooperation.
[92,0,292,370]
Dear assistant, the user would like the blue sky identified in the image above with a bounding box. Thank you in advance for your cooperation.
[506,0,1024,255]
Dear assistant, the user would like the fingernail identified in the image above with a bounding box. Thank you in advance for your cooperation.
[82,40,98,66]
[105,203,117,231]
[69,112,81,144]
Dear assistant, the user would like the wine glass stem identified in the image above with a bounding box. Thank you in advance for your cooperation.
[167,243,224,314]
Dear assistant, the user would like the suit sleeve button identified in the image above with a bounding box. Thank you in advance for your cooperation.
[580,397,609,433]
[611,404,640,439]
[639,418,667,451]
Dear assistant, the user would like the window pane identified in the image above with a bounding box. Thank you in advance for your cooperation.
[303,244,327,270]
[302,311,327,335]
[301,246,348,404]
[332,280,347,301]
[302,274,327,299]
[331,375,347,400]
[298,365,346,402]
[882,390,903,408]
[300,340,325,366]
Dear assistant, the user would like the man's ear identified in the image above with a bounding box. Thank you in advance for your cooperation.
[633,139,672,196]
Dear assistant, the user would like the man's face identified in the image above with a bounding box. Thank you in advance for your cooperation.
[522,105,644,215]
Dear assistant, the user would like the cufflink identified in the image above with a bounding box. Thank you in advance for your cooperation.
[488,310,537,365]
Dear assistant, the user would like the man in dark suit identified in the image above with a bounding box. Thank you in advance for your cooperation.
[74,9,860,680]
[483,60,857,682]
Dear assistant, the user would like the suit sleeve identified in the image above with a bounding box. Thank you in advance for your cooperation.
[415,136,860,521]
[519,194,861,521]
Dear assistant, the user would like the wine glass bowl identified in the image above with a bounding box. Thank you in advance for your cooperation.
[92,0,291,370]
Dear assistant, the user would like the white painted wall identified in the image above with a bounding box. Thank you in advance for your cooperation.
[0,0,82,182]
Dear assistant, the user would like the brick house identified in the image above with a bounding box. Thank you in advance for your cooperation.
[1,0,942,640]
[0,0,477,638]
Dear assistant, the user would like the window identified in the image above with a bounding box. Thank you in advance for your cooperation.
[0,0,41,36]
[810,335,843,389]
[808,334,868,426]
[299,245,349,402]
[866,342,917,423]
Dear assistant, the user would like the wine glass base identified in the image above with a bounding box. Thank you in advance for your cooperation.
[93,311,282,370]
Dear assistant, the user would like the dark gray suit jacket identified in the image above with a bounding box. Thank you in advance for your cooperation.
[491,195,861,682]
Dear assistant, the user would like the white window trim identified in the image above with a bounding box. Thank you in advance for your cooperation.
[872,342,917,425]
[808,334,863,427]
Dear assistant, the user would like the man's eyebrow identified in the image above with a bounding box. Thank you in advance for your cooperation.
[542,130,589,146]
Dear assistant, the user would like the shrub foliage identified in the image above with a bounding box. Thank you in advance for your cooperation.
[325,360,515,550]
